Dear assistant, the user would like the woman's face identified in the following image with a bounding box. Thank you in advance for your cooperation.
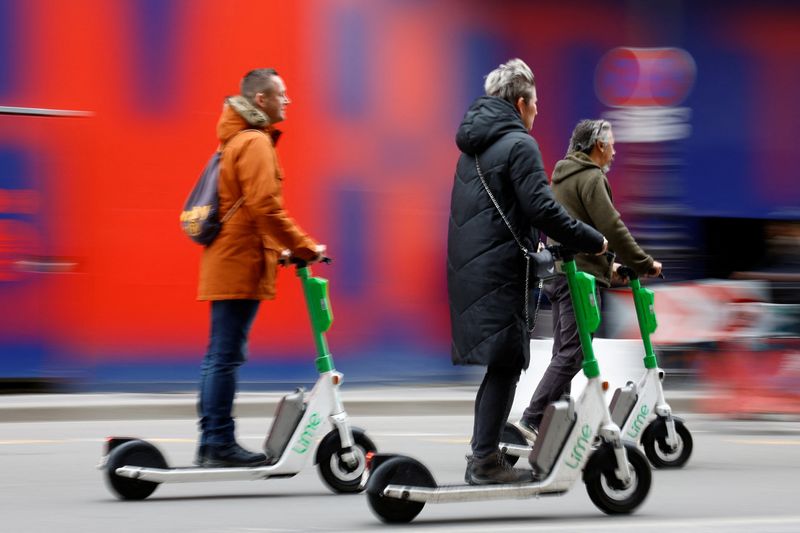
[517,88,538,131]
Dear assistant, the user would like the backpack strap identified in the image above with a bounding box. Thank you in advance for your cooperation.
[219,128,268,223]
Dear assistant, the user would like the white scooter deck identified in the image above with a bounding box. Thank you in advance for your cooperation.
[109,371,354,484]
[381,379,630,504]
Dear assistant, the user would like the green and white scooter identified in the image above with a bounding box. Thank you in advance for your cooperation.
[499,264,693,469]
[101,257,377,500]
[365,247,652,523]
[606,265,693,468]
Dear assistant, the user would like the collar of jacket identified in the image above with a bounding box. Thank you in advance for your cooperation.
[226,95,283,146]
[565,151,600,168]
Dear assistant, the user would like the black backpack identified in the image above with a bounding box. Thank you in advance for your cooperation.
[179,130,256,245]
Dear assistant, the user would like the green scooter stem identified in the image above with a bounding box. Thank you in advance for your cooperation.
[629,278,659,370]
[296,266,335,373]
[562,259,602,379]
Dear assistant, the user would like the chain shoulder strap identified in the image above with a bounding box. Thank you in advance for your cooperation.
[474,156,543,335]
[474,157,529,255]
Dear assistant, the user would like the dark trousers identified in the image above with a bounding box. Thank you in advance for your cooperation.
[198,299,260,447]
[522,276,600,427]
[471,365,521,459]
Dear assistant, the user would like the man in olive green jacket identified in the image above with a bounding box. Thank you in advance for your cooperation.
[516,119,662,441]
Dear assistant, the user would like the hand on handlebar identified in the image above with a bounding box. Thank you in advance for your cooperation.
[611,262,628,285]
[279,244,330,266]
[311,244,327,264]
[595,238,609,256]
[647,260,663,278]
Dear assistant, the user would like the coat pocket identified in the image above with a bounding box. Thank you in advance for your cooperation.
[261,237,281,297]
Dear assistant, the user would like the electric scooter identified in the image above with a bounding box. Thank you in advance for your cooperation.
[499,265,693,470]
[100,257,377,500]
[606,265,693,468]
[365,247,652,523]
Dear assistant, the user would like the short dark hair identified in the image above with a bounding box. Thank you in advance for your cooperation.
[240,68,279,101]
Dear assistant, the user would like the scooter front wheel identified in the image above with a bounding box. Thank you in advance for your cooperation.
[316,427,377,493]
[104,440,167,500]
[642,417,693,468]
[366,455,435,523]
[584,442,651,514]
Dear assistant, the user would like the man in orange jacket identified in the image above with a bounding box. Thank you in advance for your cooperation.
[196,69,323,467]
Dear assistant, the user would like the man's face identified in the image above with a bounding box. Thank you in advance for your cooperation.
[517,88,538,131]
[256,75,291,125]
[600,129,616,172]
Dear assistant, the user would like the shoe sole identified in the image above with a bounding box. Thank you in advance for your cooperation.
[466,473,534,485]
[201,460,267,468]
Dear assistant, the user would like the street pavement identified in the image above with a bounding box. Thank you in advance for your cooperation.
[2,413,799,532]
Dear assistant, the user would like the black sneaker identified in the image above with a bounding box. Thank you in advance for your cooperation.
[203,443,267,468]
[466,452,534,485]
[464,454,473,483]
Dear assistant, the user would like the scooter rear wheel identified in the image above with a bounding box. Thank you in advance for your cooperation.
[584,442,651,514]
[316,427,377,493]
[642,417,693,468]
[499,422,528,466]
[366,456,435,523]
[104,440,167,500]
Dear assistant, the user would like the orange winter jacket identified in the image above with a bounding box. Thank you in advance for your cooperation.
[198,97,318,300]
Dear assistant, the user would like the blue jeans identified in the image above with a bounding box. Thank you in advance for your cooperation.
[198,299,260,447]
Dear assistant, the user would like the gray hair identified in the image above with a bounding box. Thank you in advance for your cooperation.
[484,58,535,105]
[567,119,612,155]
[240,68,279,101]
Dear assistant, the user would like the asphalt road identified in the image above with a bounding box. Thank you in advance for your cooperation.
[2,414,799,532]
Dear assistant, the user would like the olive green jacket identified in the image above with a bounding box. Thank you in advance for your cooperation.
[549,152,653,287]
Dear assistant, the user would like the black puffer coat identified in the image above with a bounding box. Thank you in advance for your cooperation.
[447,96,605,370]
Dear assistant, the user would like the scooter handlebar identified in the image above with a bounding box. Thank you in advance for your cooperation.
[530,245,615,263]
[278,255,332,268]
[616,264,665,281]
[617,265,638,281]
[529,245,576,262]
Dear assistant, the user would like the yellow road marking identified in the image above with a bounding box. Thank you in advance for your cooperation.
[0,439,63,445]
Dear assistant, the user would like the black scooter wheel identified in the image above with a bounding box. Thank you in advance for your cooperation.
[316,427,377,493]
[642,417,693,468]
[584,442,651,515]
[499,422,528,466]
[104,440,167,500]
[366,456,435,524]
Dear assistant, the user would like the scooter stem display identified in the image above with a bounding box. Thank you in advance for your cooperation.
[628,277,659,370]
[296,265,335,373]
[562,257,602,379]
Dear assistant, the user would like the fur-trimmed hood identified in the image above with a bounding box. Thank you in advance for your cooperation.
[216,95,273,145]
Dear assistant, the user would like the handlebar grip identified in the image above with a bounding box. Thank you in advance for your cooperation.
[617,265,638,280]
[540,245,572,261]
[279,256,333,268]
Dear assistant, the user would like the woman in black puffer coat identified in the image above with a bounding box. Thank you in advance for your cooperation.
[447,59,605,485]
